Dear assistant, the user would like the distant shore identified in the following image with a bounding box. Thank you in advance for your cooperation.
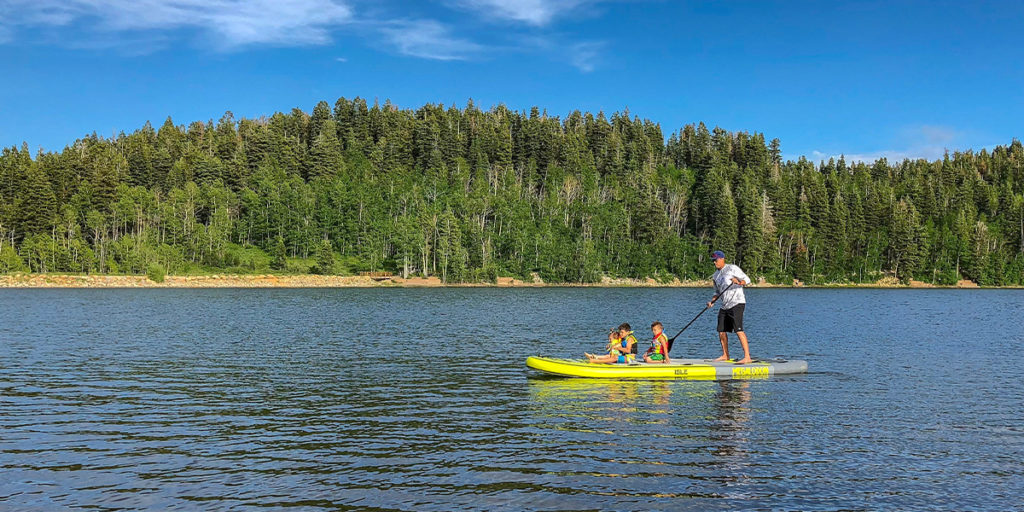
[0,273,1008,288]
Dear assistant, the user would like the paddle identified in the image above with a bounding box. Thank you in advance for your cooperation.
[666,281,736,354]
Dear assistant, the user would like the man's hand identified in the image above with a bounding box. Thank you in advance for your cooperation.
[730,277,744,285]
[706,301,714,308]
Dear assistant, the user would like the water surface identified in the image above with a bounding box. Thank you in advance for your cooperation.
[1,288,1022,510]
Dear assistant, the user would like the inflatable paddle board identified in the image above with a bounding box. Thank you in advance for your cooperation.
[526,356,808,380]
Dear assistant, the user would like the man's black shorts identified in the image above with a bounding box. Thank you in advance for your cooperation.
[717,304,745,333]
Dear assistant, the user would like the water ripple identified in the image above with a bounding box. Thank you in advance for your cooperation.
[1,288,1022,510]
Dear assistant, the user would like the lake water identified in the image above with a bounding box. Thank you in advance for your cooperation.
[1,288,1022,511]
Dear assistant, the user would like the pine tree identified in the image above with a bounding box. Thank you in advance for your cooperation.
[271,236,287,271]
[967,220,992,283]
[792,239,811,282]
[712,182,738,257]
[16,163,57,236]
[308,101,334,144]
[307,130,344,180]
[214,111,239,162]
[736,174,765,274]
[889,198,923,281]
[823,189,850,272]
[87,143,126,212]
[313,239,335,274]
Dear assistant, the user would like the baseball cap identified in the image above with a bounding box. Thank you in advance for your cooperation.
[710,250,725,260]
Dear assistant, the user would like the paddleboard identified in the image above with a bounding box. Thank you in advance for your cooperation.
[525,356,808,380]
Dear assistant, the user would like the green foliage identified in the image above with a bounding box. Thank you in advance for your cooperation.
[0,245,27,273]
[271,236,287,271]
[221,244,270,273]
[16,163,57,236]
[313,239,335,275]
[0,99,1022,285]
[146,263,166,283]
[889,198,923,281]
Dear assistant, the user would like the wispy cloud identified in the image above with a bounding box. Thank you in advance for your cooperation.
[567,41,603,72]
[515,35,605,73]
[0,0,609,68]
[0,0,354,48]
[804,125,987,163]
[906,124,957,146]
[378,19,483,60]
[452,0,593,26]
[808,148,942,163]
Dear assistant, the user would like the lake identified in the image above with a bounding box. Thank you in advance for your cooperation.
[1,288,1022,510]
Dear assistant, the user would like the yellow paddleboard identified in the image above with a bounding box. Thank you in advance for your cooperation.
[525,356,807,380]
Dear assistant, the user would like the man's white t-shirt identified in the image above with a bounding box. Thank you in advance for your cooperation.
[712,263,749,310]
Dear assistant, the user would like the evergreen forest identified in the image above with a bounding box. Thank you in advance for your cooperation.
[2,97,1023,285]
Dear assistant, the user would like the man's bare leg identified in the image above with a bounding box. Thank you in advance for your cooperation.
[735,331,752,364]
[713,332,730,361]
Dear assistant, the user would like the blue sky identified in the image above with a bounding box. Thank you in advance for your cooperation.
[1,0,1022,162]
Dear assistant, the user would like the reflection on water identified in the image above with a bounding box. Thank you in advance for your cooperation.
[527,377,684,427]
[523,377,767,502]
[1,288,1022,510]
[712,380,752,458]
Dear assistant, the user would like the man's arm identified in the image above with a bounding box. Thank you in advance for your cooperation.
[730,266,750,286]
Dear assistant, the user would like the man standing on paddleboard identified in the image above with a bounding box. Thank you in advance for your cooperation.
[708,250,753,364]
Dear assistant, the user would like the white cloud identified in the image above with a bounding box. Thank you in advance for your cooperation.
[0,0,608,67]
[453,0,592,26]
[515,36,605,73]
[379,19,482,60]
[448,1,613,71]
[567,41,602,72]
[808,147,955,163]
[803,125,988,163]
[0,0,353,48]
[906,124,957,146]
[808,149,939,163]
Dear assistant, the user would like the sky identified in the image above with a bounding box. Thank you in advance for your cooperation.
[0,0,1022,162]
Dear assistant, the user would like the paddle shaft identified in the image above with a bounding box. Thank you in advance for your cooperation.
[668,281,736,343]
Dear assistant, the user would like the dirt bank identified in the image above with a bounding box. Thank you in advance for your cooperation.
[0,273,999,289]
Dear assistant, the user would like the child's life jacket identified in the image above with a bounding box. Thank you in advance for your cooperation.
[651,332,668,355]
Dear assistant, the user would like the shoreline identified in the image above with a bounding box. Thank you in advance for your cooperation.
[0,273,1011,289]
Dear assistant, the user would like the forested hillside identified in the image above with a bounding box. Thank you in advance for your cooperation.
[1,98,1022,284]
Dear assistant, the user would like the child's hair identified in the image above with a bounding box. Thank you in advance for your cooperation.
[608,329,621,338]
[617,323,631,332]
[651,321,663,329]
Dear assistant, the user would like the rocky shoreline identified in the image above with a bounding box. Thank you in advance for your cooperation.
[0,273,709,288]
[0,273,999,288]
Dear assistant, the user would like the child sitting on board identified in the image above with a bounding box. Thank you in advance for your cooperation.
[585,328,636,364]
[617,323,639,360]
[644,321,670,364]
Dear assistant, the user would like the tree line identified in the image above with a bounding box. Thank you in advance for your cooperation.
[1,97,1022,285]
